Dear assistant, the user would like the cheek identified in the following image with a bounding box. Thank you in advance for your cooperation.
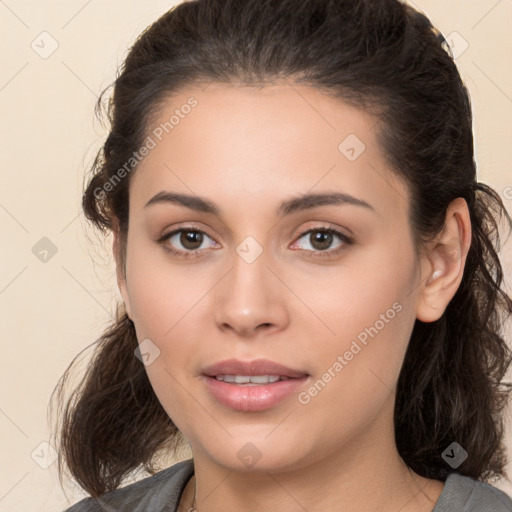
[140,357,206,448]
[125,247,214,385]
[125,253,208,434]
[125,245,205,337]
[294,301,413,452]
[288,244,415,350]
[290,250,416,415]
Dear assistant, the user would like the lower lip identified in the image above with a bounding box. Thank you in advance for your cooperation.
[202,376,309,412]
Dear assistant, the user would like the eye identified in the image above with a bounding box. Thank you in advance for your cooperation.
[290,227,353,259]
[157,228,218,258]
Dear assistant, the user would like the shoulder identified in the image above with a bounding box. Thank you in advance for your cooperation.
[61,458,195,512]
[434,472,512,511]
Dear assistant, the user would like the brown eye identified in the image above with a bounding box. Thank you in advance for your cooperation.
[157,227,218,257]
[179,230,204,250]
[309,230,334,251]
[290,227,353,260]
[295,228,346,252]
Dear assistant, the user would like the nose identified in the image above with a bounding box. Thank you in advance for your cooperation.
[213,247,289,339]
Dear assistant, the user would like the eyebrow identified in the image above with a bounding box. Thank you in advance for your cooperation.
[144,190,375,216]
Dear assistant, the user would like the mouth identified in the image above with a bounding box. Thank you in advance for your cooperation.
[213,374,296,385]
[201,359,310,411]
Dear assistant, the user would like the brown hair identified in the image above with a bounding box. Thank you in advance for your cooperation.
[50,0,512,498]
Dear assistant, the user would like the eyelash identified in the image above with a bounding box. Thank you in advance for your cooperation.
[156,225,354,260]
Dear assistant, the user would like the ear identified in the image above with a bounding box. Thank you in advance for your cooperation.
[112,219,133,320]
[416,197,472,322]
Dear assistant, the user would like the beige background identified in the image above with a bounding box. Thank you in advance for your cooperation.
[0,0,511,510]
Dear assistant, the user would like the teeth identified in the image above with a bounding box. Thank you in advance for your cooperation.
[215,375,286,384]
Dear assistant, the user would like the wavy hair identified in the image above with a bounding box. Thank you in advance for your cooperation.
[50,0,512,498]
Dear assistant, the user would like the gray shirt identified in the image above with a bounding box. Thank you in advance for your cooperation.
[62,458,512,511]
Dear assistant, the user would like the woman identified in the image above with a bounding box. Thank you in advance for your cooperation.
[52,0,512,510]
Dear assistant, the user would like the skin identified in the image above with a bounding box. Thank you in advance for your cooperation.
[114,82,471,512]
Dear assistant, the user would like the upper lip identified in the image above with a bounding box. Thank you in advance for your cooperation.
[202,358,309,378]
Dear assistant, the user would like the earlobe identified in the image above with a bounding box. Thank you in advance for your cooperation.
[416,198,472,323]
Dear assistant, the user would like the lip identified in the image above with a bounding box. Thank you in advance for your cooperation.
[202,358,309,379]
[201,358,309,412]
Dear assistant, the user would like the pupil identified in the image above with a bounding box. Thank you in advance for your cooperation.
[181,230,203,250]
[311,230,332,250]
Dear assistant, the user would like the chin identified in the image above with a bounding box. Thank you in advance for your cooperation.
[195,432,315,473]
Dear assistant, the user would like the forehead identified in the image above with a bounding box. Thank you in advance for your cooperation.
[130,82,409,219]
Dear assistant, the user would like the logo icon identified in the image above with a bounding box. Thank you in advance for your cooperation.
[32,237,58,263]
[442,442,468,468]
[31,32,59,59]
[237,442,263,468]
[445,31,469,59]
[31,441,58,469]
[338,134,366,161]
[134,338,161,366]
[236,236,263,264]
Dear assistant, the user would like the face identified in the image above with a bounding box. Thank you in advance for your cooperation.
[116,82,428,472]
